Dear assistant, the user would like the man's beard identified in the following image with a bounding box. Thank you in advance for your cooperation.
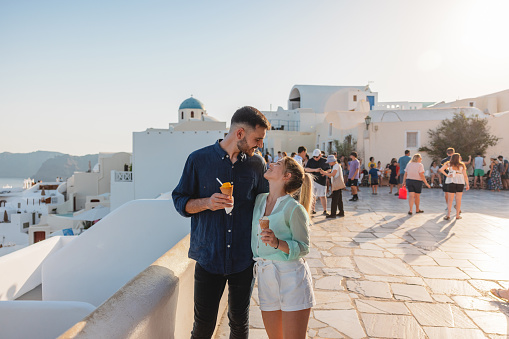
[237,137,255,156]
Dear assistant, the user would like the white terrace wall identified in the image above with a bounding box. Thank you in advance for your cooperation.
[58,235,227,339]
[42,198,190,307]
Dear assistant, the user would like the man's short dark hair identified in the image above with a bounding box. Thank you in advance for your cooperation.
[405,150,410,155]
[351,151,358,158]
[370,157,374,161]
[498,155,503,159]
[231,106,270,130]
[446,147,455,155]
[298,146,306,154]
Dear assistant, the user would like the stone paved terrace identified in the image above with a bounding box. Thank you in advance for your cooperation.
[216,187,509,338]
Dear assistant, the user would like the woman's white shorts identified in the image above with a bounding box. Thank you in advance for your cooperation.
[254,257,315,312]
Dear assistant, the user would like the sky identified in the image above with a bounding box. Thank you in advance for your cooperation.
[1,0,508,155]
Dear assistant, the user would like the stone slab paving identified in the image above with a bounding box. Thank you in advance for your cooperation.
[215,188,509,338]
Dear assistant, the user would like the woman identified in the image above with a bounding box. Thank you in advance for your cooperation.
[321,155,345,218]
[439,153,470,220]
[430,160,441,187]
[388,158,398,194]
[252,157,315,339]
[403,153,431,215]
[489,156,503,192]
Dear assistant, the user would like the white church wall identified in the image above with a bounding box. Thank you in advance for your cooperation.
[263,131,315,157]
[133,129,227,200]
[42,199,190,307]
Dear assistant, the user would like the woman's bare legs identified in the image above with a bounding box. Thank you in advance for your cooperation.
[408,192,415,213]
[262,310,283,339]
[261,309,311,339]
[455,192,463,218]
[282,309,311,339]
[415,193,421,212]
[446,192,454,218]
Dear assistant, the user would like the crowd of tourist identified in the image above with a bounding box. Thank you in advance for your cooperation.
[256,146,509,220]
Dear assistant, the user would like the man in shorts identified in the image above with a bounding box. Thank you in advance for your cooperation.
[305,148,330,215]
[440,147,455,205]
[348,152,360,201]
[498,155,509,189]
[473,153,486,189]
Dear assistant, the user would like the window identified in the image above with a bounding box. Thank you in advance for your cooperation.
[191,111,194,118]
[317,134,320,144]
[181,112,183,120]
[353,95,357,102]
[328,123,332,136]
[469,102,474,107]
[406,131,419,148]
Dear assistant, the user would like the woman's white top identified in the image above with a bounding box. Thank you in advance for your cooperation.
[445,166,466,184]
[431,165,439,174]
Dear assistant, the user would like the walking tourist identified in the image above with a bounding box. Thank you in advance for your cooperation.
[439,152,470,220]
[498,155,509,189]
[274,151,282,163]
[253,156,315,338]
[397,150,411,196]
[440,147,455,206]
[388,159,398,194]
[266,151,272,164]
[367,157,376,170]
[489,156,503,192]
[368,164,379,194]
[347,152,360,201]
[473,153,486,189]
[429,160,442,187]
[172,106,270,338]
[305,149,330,215]
[321,155,345,218]
[402,153,430,215]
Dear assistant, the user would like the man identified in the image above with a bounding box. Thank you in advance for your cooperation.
[294,146,307,166]
[172,106,270,339]
[305,148,330,215]
[274,151,282,163]
[440,147,455,205]
[473,153,486,189]
[265,151,272,164]
[498,155,509,189]
[396,150,411,196]
[348,151,361,201]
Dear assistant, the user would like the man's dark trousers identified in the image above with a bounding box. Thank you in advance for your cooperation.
[191,262,254,339]
[330,189,344,216]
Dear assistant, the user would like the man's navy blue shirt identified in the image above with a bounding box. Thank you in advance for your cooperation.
[172,140,268,275]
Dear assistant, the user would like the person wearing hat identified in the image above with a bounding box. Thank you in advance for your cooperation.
[320,155,345,218]
[305,148,330,215]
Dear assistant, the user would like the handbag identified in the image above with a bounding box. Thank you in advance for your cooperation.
[332,170,346,191]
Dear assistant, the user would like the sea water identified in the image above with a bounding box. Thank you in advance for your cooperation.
[0,178,25,188]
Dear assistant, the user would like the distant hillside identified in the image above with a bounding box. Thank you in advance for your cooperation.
[33,154,99,181]
[0,151,64,178]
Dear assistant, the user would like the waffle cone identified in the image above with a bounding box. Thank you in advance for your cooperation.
[220,186,233,197]
[259,219,269,229]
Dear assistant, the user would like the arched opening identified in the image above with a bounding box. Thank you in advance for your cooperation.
[288,88,301,110]
[191,111,194,118]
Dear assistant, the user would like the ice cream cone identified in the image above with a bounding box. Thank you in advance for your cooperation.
[259,216,269,246]
[220,186,233,197]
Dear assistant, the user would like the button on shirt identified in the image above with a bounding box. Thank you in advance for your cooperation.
[172,140,269,275]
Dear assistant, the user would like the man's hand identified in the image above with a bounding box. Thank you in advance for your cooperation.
[207,193,233,211]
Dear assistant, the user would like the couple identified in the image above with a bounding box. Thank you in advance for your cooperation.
[173,106,315,339]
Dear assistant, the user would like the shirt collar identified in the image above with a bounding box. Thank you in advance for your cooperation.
[213,139,247,162]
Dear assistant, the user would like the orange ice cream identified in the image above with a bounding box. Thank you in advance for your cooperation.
[220,182,233,197]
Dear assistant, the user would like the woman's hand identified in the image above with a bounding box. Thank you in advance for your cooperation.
[465,185,470,191]
[260,228,279,248]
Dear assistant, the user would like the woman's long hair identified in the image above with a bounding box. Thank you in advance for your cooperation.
[450,153,465,169]
[282,156,313,215]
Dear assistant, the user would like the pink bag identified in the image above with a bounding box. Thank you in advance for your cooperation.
[398,187,407,199]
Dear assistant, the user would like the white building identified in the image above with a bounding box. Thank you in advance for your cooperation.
[111,97,228,210]
[262,84,378,156]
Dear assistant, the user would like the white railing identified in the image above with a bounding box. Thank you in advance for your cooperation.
[114,171,132,182]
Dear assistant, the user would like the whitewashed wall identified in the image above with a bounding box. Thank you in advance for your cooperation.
[133,129,227,200]
[42,199,190,307]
